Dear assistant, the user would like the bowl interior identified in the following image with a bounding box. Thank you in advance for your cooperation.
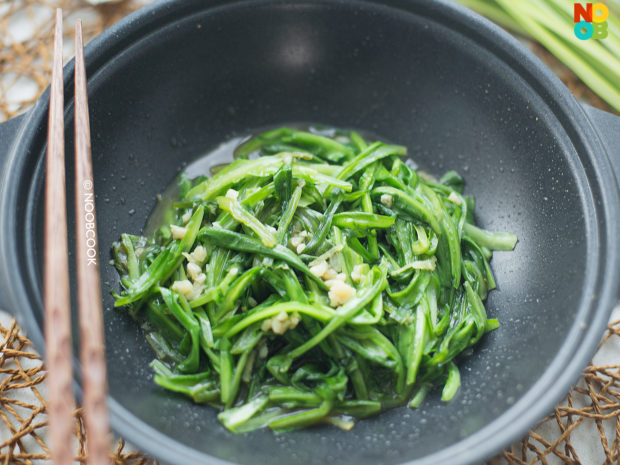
[22,1,601,464]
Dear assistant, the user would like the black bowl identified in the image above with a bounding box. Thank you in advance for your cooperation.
[1,1,619,464]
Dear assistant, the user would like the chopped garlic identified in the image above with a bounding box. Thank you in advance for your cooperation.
[448,192,462,205]
[261,318,273,332]
[194,273,207,284]
[325,273,347,287]
[290,230,309,248]
[296,243,306,254]
[171,279,204,301]
[351,264,365,283]
[189,283,205,300]
[170,224,187,240]
[328,280,357,307]
[186,262,202,280]
[225,188,239,200]
[380,194,394,208]
[262,311,301,335]
[181,211,192,224]
[190,245,207,264]
[271,311,290,335]
[310,260,329,278]
[171,279,193,296]
[323,267,339,281]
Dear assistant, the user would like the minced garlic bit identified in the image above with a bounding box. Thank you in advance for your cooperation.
[181,211,192,224]
[447,191,462,205]
[190,284,206,300]
[309,260,329,278]
[323,267,340,281]
[328,280,357,307]
[171,279,192,296]
[225,188,239,200]
[308,254,357,307]
[183,244,208,265]
[380,194,394,208]
[170,224,187,240]
[261,311,301,335]
[172,279,205,301]
[350,264,366,283]
[324,273,347,286]
[190,245,207,264]
[260,318,272,332]
[194,273,207,284]
[290,230,309,248]
[296,243,306,254]
[186,262,202,281]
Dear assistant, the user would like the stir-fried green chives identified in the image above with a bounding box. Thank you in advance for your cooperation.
[111,126,517,432]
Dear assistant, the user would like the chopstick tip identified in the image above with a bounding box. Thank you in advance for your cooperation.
[75,19,83,41]
[54,8,63,38]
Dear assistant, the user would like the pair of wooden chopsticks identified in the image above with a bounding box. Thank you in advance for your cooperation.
[44,9,110,465]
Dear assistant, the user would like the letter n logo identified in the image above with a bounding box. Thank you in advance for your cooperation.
[574,3,592,22]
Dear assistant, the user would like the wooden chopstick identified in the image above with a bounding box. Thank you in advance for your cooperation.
[74,20,112,465]
[45,11,111,465]
[44,8,76,465]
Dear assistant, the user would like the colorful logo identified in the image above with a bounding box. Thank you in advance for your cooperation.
[574,3,609,40]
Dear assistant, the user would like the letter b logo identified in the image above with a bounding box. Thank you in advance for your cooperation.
[593,21,608,38]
